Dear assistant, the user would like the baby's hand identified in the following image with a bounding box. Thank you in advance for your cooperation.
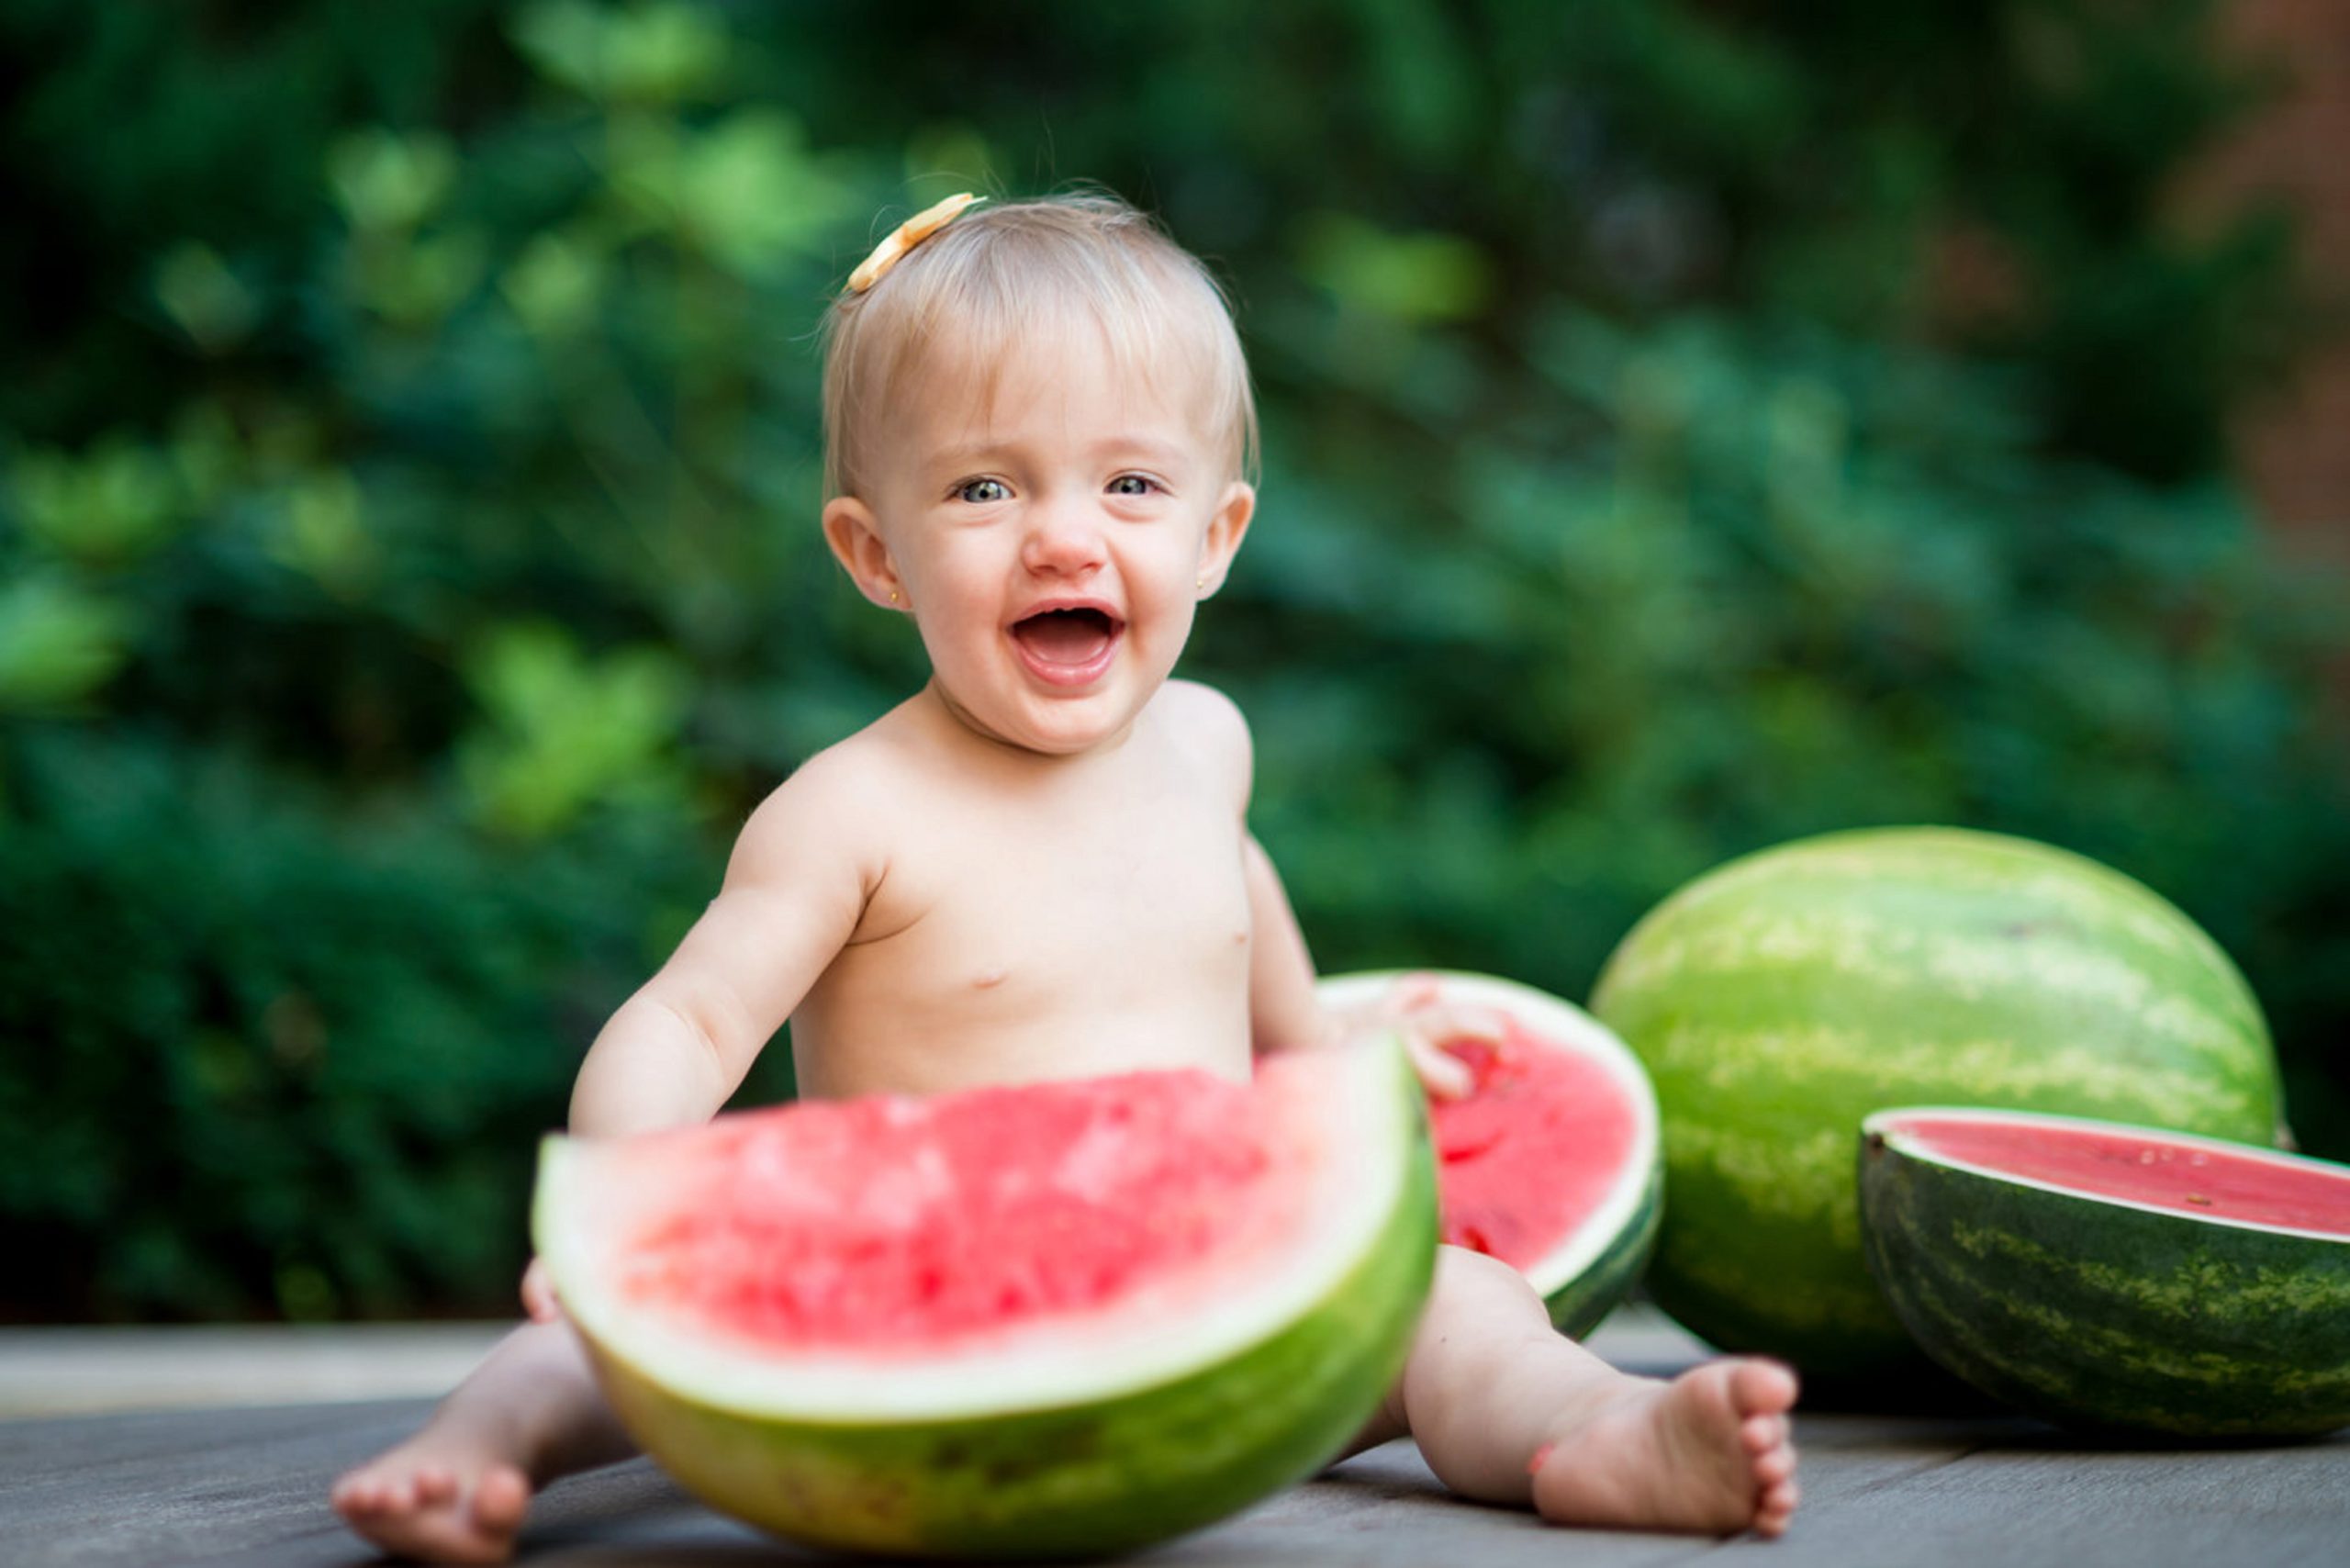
[520,1256,563,1324]
[1322,972,1504,1103]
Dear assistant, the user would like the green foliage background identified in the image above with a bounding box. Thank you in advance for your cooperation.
[2,0,2344,1320]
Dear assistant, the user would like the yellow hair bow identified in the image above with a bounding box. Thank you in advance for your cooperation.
[846,192,985,295]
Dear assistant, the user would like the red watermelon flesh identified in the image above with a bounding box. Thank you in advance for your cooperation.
[609,1068,1317,1354]
[1434,1017,1643,1268]
[1887,1112,2350,1237]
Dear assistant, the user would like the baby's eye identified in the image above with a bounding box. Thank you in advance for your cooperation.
[955,477,1010,504]
[1107,475,1159,498]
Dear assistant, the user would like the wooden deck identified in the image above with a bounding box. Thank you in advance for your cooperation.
[2,1312,2344,1566]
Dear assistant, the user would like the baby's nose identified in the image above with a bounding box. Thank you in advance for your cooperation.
[1021,501,1108,576]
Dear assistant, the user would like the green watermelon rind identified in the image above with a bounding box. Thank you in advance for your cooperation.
[535,1042,1438,1559]
[1543,1159,1662,1339]
[1859,1107,2350,1439]
[1588,825,2282,1378]
[1317,969,1662,1338]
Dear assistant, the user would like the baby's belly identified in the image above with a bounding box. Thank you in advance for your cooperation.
[789,969,1254,1102]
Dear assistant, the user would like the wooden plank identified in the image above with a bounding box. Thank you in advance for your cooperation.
[1700,1425,2350,1568]
[0,1400,1959,1568]
[2,1381,2343,1565]
[0,1402,415,1568]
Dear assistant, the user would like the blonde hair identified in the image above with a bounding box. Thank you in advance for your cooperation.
[821,193,1258,500]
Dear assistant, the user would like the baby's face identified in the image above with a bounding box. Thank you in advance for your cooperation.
[836,324,1252,756]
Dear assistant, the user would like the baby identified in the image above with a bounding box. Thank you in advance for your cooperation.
[331,192,1799,1562]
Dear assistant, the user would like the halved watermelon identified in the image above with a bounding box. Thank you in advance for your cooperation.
[1318,970,1662,1337]
[1861,1106,2350,1438]
[533,1036,1436,1558]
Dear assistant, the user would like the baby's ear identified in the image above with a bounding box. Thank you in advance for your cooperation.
[822,497,904,609]
[1195,481,1256,597]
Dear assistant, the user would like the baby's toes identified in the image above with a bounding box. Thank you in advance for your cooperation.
[1755,1444,1796,1488]
[1741,1411,1789,1454]
[1730,1358,1800,1418]
[474,1466,532,1535]
[336,1473,402,1518]
[1757,1477,1800,1536]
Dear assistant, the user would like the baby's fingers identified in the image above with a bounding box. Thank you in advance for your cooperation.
[1433,1002,1509,1046]
[1406,1031,1477,1102]
[1383,975,1507,1044]
[1388,972,1444,1014]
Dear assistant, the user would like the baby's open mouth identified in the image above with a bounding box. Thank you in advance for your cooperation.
[1010,607,1122,669]
[1005,606,1123,681]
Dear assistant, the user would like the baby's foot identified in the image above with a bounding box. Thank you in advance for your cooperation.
[1528,1358,1800,1539]
[330,1429,533,1564]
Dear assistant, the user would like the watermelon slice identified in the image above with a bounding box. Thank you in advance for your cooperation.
[1318,970,1662,1336]
[1861,1106,2350,1438]
[532,1037,1436,1558]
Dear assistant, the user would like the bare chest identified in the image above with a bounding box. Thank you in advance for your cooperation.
[876,789,1250,993]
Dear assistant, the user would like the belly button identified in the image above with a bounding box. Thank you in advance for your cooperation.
[974,967,1008,990]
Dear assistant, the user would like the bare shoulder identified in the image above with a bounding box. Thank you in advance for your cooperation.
[726,720,909,892]
[1154,678,1254,812]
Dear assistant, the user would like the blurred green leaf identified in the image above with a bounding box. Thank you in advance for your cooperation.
[265,470,380,598]
[169,404,243,511]
[326,129,458,233]
[511,0,727,105]
[342,228,488,328]
[1295,211,1494,324]
[0,573,134,711]
[458,624,692,837]
[500,232,606,338]
[8,440,184,566]
[674,110,858,277]
[154,243,262,353]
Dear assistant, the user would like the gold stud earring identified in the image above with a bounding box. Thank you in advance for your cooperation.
[888,588,901,605]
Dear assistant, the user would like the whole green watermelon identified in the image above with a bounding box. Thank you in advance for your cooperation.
[1588,826,2281,1381]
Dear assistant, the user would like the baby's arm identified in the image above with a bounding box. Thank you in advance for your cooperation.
[1244,837,1479,1097]
[570,750,877,1137]
[1163,679,1483,1095]
[1155,679,1320,1055]
[1244,832,1325,1056]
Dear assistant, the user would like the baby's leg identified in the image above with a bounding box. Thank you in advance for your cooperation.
[1344,1247,1800,1538]
[330,1320,636,1564]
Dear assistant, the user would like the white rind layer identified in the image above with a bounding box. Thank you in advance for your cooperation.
[532,1036,1416,1424]
[1316,969,1660,1299]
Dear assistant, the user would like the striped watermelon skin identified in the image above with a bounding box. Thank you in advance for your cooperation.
[1588,826,2281,1379]
[1542,1160,1661,1338]
[1861,1110,2350,1438]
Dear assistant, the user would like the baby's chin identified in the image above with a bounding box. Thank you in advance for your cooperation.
[927,679,1145,759]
